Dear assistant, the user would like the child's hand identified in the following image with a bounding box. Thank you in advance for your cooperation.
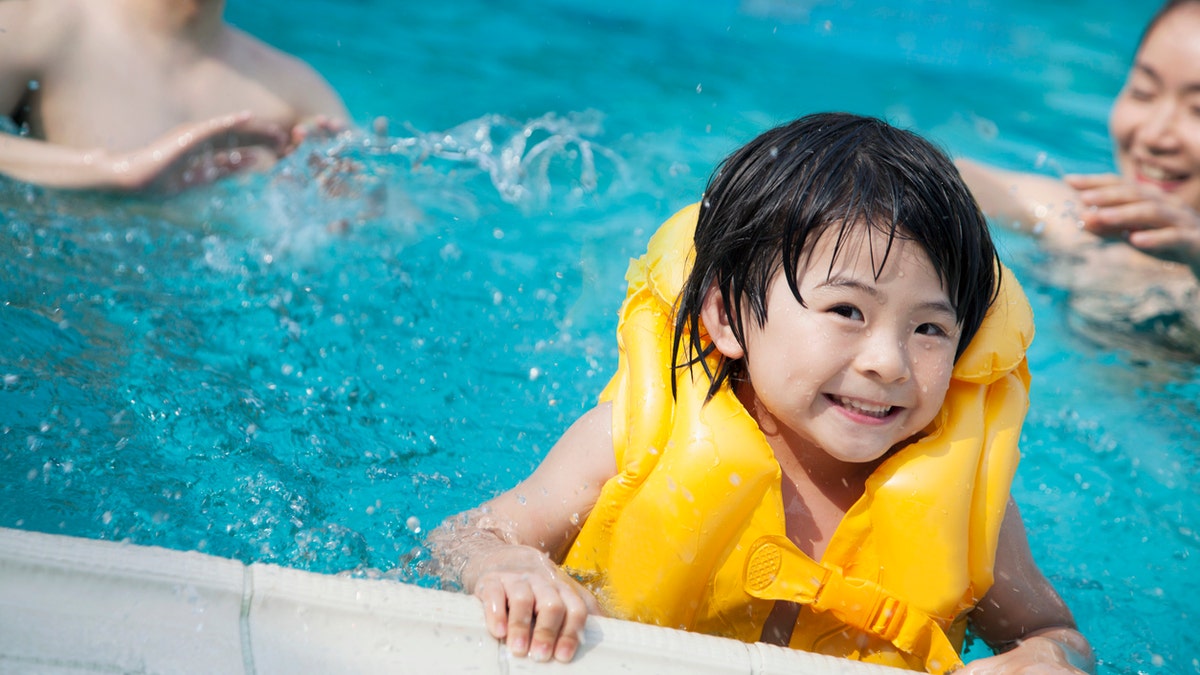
[959,629,1094,674]
[472,545,603,663]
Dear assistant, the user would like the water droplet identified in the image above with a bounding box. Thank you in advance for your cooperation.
[406,516,422,534]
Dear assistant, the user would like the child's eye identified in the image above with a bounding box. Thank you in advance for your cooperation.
[915,322,949,337]
[830,304,863,321]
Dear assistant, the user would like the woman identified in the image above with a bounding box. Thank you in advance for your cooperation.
[958,0,1200,356]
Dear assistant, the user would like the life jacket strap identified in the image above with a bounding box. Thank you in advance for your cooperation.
[744,535,964,674]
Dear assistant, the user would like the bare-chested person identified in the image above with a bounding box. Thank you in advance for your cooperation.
[0,0,348,192]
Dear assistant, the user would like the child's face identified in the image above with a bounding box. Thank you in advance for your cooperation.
[716,224,960,465]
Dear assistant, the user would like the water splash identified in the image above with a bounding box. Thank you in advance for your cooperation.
[371,110,628,208]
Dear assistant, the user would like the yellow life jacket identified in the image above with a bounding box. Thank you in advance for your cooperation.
[562,203,1034,673]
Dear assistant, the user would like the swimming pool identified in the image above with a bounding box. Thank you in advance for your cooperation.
[1,0,1195,671]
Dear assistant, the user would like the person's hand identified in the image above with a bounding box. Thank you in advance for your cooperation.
[288,114,347,151]
[1066,173,1200,277]
[471,545,602,663]
[111,111,290,192]
[959,630,1094,675]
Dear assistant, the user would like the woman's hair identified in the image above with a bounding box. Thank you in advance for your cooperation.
[672,112,999,400]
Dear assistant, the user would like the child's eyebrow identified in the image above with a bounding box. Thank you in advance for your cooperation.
[817,277,957,317]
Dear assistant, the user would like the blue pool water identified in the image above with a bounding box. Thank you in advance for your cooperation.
[1,0,1196,670]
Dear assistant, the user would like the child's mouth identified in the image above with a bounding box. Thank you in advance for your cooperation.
[830,395,895,419]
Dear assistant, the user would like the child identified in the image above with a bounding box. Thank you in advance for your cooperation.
[428,113,1094,674]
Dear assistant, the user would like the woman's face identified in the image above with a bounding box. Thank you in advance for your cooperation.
[1110,3,1200,210]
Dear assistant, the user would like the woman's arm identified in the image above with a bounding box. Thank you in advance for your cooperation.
[956,158,1095,252]
[427,401,618,663]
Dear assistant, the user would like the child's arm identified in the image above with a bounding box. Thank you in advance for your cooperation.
[962,500,1096,674]
[427,402,618,663]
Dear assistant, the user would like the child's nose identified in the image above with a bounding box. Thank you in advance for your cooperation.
[856,332,910,383]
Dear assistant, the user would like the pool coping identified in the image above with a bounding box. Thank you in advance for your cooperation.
[0,526,904,674]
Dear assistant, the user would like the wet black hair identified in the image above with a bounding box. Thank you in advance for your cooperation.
[672,112,1000,400]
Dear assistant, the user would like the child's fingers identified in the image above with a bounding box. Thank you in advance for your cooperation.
[551,586,592,662]
[472,577,512,640]
[527,589,567,662]
[472,570,600,663]
[501,581,536,657]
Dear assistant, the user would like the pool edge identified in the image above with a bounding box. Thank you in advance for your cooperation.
[0,527,903,674]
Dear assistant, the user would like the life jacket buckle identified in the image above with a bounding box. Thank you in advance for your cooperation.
[868,595,907,642]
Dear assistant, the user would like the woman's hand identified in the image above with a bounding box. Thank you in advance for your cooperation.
[1066,173,1200,278]
[471,545,603,663]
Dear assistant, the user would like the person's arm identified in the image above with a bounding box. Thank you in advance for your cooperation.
[426,402,617,663]
[961,500,1096,674]
[0,112,289,191]
[956,158,1096,251]
[1066,172,1200,280]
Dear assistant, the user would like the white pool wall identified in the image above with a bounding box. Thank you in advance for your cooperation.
[0,527,904,674]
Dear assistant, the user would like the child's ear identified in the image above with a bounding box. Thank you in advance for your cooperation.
[700,284,745,360]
